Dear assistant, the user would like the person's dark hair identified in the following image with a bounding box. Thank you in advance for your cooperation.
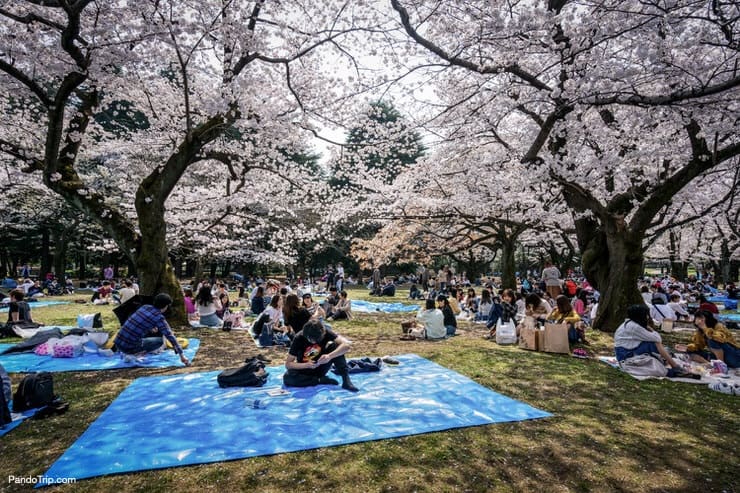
[449,287,457,297]
[184,287,193,298]
[651,295,666,305]
[279,287,288,296]
[480,289,492,304]
[525,293,542,308]
[196,285,214,306]
[578,290,589,303]
[340,290,348,298]
[255,286,264,297]
[329,286,337,293]
[10,289,24,301]
[283,293,301,321]
[640,285,649,293]
[425,299,436,310]
[269,295,280,309]
[626,304,650,328]
[436,294,447,302]
[694,309,718,328]
[302,319,325,342]
[555,295,573,314]
[502,288,516,301]
[153,293,172,309]
[670,293,681,302]
[125,280,133,287]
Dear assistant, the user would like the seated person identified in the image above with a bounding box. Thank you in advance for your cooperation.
[113,293,190,366]
[614,304,684,375]
[679,310,740,368]
[524,292,552,324]
[327,290,352,320]
[251,286,266,315]
[301,293,326,319]
[380,280,396,296]
[6,289,39,324]
[415,299,447,340]
[215,283,230,319]
[408,284,422,300]
[462,288,479,320]
[649,296,676,325]
[475,289,493,322]
[93,281,113,304]
[727,283,739,300]
[447,288,461,315]
[283,293,312,336]
[283,319,358,392]
[195,285,222,327]
[547,295,587,344]
[488,289,517,338]
[26,280,45,299]
[667,293,691,321]
[437,295,457,336]
[119,280,136,305]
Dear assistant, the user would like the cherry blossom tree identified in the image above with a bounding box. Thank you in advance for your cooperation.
[0,1,380,324]
[385,0,740,330]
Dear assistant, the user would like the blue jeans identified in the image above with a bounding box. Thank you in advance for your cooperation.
[615,341,659,362]
[199,313,221,327]
[707,339,740,368]
[445,325,456,336]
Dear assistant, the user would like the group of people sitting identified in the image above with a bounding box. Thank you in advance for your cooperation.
[614,305,739,372]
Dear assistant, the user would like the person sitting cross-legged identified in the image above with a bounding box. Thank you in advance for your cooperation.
[113,293,190,366]
[283,320,358,392]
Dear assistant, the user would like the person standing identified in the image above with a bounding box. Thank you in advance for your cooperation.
[541,260,562,299]
[103,265,114,281]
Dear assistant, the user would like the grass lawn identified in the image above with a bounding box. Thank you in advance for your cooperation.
[1,287,737,493]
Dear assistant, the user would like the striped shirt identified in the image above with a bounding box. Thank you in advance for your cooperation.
[114,305,182,355]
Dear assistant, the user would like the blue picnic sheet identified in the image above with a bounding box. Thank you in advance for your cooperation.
[39,354,551,483]
[351,299,420,313]
[0,339,199,373]
[0,407,38,438]
[0,301,70,313]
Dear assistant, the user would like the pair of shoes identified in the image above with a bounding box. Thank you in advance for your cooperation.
[399,334,415,341]
[381,356,399,365]
[708,381,739,395]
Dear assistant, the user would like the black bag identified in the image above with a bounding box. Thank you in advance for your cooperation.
[12,372,55,412]
[0,363,11,426]
[0,323,15,339]
[217,358,268,388]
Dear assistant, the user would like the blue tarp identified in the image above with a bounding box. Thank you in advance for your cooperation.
[39,354,551,483]
[0,339,199,373]
[718,313,740,323]
[0,408,37,438]
[0,301,70,313]
[351,299,420,313]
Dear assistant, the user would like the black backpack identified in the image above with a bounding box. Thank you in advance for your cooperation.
[217,358,268,388]
[0,364,11,426]
[13,372,55,412]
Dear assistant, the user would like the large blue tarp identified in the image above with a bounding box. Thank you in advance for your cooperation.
[0,301,70,313]
[0,408,37,438]
[351,299,420,313]
[39,354,551,483]
[719,313,740,323]
[0,339,199,373]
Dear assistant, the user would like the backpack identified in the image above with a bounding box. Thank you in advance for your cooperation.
[12,372,55,412]
[217,357,268,388]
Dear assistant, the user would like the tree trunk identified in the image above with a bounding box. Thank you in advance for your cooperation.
[52,228,69,279]
[78,251,87,280]
[730,259,739,284]
[39,228,52,280]
[578,216,644,332]
[719,239,732,286]
[499,237,518,290]
[135,191,187,328]
[668,230,688,281]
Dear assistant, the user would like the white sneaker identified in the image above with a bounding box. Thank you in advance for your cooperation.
[122,353,143,364]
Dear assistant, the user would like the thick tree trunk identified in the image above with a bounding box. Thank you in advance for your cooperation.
[78,251,87,280]
[135,192,187,328]
[730,259,739,284]
[719,239,732,286]
[578,216,644,332]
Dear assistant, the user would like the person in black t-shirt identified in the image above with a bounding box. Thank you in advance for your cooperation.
[7,289,35,324]
[283,320,358,392]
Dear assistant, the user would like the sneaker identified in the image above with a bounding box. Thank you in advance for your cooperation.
[381,356,400,365]
[122,353,143,364]
[708,381,736,395]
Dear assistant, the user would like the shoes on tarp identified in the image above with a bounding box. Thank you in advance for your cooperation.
[708,381,739,395]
